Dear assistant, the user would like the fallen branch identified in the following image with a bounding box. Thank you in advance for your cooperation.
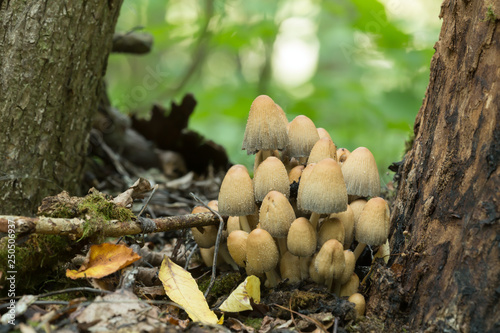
[0,212,222,238]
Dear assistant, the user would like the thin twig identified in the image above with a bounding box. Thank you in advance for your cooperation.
[333,317,338,333]
[138,184,159,217]
[184,243,199,270]
[190,192,224,298]
[271,303,328,333]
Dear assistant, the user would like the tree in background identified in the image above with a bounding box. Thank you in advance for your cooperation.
[0,1,123,214]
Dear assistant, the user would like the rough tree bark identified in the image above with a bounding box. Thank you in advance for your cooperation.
[368,1,499,332]
[0,1,123,215]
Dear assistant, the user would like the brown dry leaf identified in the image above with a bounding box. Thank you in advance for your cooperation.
[66,243,141,279]
[158,256,220,325]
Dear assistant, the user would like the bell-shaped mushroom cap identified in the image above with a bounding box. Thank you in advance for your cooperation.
[318,217,345,247]
[336,148,350,165]
[218,164,256,216]
[253,157,290,202]
[355,197,390,246]
[286,115,320,158]
[308,137,337,164]
[297,158,348,214]
[340,273,360,297]
[242,95,288,154]
[348,293,366,317]
[246,228,280,273]
[317,128,332,140]
[227,230,249,267]
[329,205,355,248]
[287,217,317,257]
[339,250,356,285]
[341,147,380,197]
[191,225,218,248]
[349,199,367,224]
[288,165,304,184]
[314,239,345,281]
[259,191,296,238]
[254,149,280,173]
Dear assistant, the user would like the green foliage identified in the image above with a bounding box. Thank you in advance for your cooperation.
[107,0,441,185]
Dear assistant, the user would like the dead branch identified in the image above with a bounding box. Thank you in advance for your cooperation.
[0,212,222,238]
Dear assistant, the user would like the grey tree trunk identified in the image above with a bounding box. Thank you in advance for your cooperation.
[367,0,499,332]
[0,1,123,215]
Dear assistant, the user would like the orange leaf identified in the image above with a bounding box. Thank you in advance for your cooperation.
[66,243,141,279]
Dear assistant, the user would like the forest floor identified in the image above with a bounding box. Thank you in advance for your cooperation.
[0,95,398,333]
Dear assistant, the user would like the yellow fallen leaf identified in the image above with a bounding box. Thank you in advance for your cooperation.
[66,243,141,279]
[219,275,260,312]
[159,256,219,325]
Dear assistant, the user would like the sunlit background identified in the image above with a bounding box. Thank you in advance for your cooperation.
[106,0,442,185]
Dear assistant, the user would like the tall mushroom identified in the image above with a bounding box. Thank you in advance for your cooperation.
[287,217,317,280]
[253,156,290,202]
[242,95,288,157]
[286,115,320,164]
[314,239,345,294]
[218,164,256,233]
[353,197,390,260]
[341,147,380,199]
[307,137,337,164]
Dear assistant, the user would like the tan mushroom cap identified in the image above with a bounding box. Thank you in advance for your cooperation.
[286,115,320,158]
[191,225,218,248]
[298,158,348,214]
[318,217,345,247]
[329,205,355,248]
[315,239,345,281]
[280,251,302,284]
[317,128,332,140]
[349,198,367,226]
[254,149,280,173]
[288,165,305,184]
[227,230,249,267]
[246,228,280,274]
[308,137,337,164]
[339,250,356,285]
[340,273,360,297]
[348,293,366,317]
[287,217,317,257]
[218,164,256,216]
[259,191,296,238]
[242,95,288,154]
[355,197,390,246]
[341,147,380,197]
[253,156,290,202]
[336,148,350,165]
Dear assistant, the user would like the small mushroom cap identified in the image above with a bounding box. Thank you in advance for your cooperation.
[329,205,355,248]
[340,273,360,297]
[287,217,317,257]
[349,199,367,225]
[242,95,288,154]
[336,148,350,165]
[355,197,390,246]
[318,217,345,247]
[298,158,348,214]
[315,239,345,281]
[218,164,256,216]
[286,115,320,158]
[254,149,280,173]
[280,251,302,284]
[317,128,332,140]
[339,250,356,285]
[191,225,218,248]
[341,147,380,197]
[308,137,337,164]
[259,191,296,238]
[253,156,290,202]
[246,228,280,274]
[348,293,366,317]
[227,230,249,267]
[288,165,305,184]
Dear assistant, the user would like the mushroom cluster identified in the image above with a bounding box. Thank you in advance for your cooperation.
[192,95,391,316]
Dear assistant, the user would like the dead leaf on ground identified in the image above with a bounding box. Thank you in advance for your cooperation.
[219,275,260,312]
[112,177,153,207]
[66,243,141,279]
[158,256,220,325]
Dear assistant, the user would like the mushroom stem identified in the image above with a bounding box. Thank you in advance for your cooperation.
[265,268,281,288]
[239,215,252,233]
[261,150,272,160]
[277,238,288,257]
[333,281,341,296]
[310,212,320,230]
[218,244,239,271]
[299,257,310,280]
[353,242,367,261]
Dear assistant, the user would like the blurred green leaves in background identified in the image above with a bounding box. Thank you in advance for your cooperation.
[106,0,441,185]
